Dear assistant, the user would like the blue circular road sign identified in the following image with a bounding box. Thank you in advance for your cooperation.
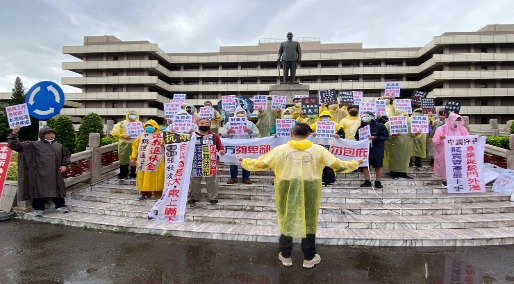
[25,81,65,120]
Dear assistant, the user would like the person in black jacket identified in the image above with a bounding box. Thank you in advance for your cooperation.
[355,111,389,188]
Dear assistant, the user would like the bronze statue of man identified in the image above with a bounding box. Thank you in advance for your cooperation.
[278,32,302,83]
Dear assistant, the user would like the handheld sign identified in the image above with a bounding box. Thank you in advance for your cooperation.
[318,89,337,105]
[352,91,363,106]
[25,81,65,120]
[411,90,428,106]
[316,121,335,138]
[384,82,401,98]
[359,101,376,116]
[275,119,295,137]
[124,122,144,138]
[445,101,461,114]
[411,115,429,133]
[339,91,354,106]
[228,117,248,135]
[358,125,371,140]
[173,94,186,104]
[253,95,267,111]
[222,95,237,112]
[421,98,436,115]
[164,102,182,119]
[375,100,387,117]
[301,97,320,116]
[172,114,193,133]
[0,143,13,201]
[199,107,214,119]
[389,116,409,135]
[5,103,31,128]
[293,93,309,99]
[393,99,412,114]
[271,95,287,110]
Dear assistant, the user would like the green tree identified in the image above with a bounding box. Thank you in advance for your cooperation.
[48,115,77,153]
[76,113,104,152]
[9,77,25,105]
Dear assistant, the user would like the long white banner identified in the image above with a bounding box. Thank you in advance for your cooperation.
[444,135,486,193]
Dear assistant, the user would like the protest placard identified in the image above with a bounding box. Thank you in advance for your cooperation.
[229,117,248,135]
[411,90,428,106]
[275,119,295,137]
[0,143,12,200]
[124,122,144,138]
[301,97,320,115]
[358,125,371,140]
[173,93,186,104]
[164,102,182,119]
[338,91,354,106]
[384,82,401,98]
[394,99,412,114]
[421,98,436,115]
[5,103,31,128]
[316,121,335,138]
[445,101,461,114]
[389,116,409,135]
[352,91,363,105]
[411,115,429,133]
[172,114,193,133]
[199,107,214,119]
[318,89,337,105]
[375,100,387,116]
[271,95,287,110]
[359,101,376,116]
[253,95,267,110]
[293,93,309,99]
[222,95,237,112]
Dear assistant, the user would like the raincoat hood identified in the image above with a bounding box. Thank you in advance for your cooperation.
[183,103,198,115]
[318,110,334,121]
[395,109,409,117]
[125,110,139,122]
[287,139,313,150]
[143,119,161,134]
[234,106,246,115]
[39,127,56,139]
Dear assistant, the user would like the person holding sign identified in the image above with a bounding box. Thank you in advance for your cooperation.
[129,120,165,201]
[326,103,348,124]
[256,96,282,137]
[287,97,303,119]
[203,101,222,134]
[110,110,139,179]
[432,112,469,187]
[339,105,361,141]
[355,111,389,189]
[384,109,420,180]
[8,126,71,217]
[310,111,345,186]
[236,123,364,268]
[165,109,198,134]
[411,108,427,168]
[221,106,260,184]
[271,109,297,137]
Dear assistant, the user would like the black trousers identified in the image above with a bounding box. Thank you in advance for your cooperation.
[279,234,316,260]
[322,167,336,184]
[32,197,66,210]
[282,61,297,83]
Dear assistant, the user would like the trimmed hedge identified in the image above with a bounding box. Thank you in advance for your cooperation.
[486,136,510,150]
[101,137,118,146]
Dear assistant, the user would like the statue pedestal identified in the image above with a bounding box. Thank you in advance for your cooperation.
[269,83,310,103]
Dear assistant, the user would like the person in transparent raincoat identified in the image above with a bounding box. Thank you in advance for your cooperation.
[236,123,364,268]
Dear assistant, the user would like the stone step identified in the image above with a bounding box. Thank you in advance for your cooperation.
[21,211,514,246]
[66,199,514,230]
[70,191,514,216]
[215,169,436,178]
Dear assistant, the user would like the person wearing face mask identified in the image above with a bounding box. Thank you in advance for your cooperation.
[432,112,469,187]
[286,98,303,120]
[339,105,361,141]
[165,109,198,134]
[355,111,389,188]
[411,108,427,168]
[310,110,345,186]
[182,103,200,124]
[384,109,421,180]
[221,106,260,184]
[110,110,139,179]
[203,101,222,134]
[327,103,348,124]
[270,109,297,137]
[256,96,282,137]
[7,126,71,217]
[129,120,165,201]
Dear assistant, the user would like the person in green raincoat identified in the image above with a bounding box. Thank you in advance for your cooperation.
[110,110,139,179]
[237,123,364,268]
[411,108,427,168]
[256,96,282,137]
[384,109,421,179]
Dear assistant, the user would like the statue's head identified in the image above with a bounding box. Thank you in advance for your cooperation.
[287,32,293,40]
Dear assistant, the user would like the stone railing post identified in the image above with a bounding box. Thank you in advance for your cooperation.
[86,133,102,183]
[508,134,514,170]
[106,120,114,137]
[462,116,470,132]
[490,119,499,136]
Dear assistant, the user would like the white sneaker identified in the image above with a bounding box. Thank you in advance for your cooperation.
[278,253,293,267]
[303,254,321,268]
[56,207,69,213]
[33,210,44,217]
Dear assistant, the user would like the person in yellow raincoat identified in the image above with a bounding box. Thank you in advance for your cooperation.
[110,110,139,179]
[203,101,222,133]
[384,109,421,179]
[327,103,348,123]
[237,123,363,268]
[286,97,302,119]
[129,120,165,201]
[339,105,361,140]
[256,96,282,137]
[411,108,427,168]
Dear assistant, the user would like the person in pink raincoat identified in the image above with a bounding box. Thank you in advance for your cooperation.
[432,112,469,187]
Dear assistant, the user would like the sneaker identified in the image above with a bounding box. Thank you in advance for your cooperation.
[56,207,69,213]
[360,180,372,187]
[33,210,44,217]
[303,254,321,269]
[226,178,237,184]
[187,199,198,204]
[209,199,218,204]
[442,180,447,188]
[137,195,148,201]
[242,178,252,184]
[278,253,293,267]
[399,173,413,179]
[374,181,383,189]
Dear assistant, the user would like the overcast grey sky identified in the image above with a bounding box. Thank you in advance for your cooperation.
[0,0,513,92]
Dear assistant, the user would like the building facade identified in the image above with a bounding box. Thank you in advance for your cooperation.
[57,24,514,130]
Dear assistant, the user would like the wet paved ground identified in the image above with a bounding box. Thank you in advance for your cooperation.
[1,220,514,283]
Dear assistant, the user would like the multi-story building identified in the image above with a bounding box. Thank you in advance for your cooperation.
[26,24,514,130]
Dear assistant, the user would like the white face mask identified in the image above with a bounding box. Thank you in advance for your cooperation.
[45,139,54,143]
[295,103,301,107]
[236,113,246,117]
[283,115,292,119]
[454,121,462,127]
[321,117,330,122]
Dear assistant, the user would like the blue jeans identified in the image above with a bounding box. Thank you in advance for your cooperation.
[230,165,250,179]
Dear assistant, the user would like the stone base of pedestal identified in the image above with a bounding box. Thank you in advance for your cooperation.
[269,83,310,103]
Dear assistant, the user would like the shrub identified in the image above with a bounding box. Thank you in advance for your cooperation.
[511,121,514,134]
[101,137,118,146]
[48,115,77,153]
[6,152,18,181]
[76,113,104,152]
[486,136,509,150]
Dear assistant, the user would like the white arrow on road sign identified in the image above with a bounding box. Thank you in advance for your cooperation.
[47,85,60,103]
[34,108,55,116]
[28,86,40,105]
